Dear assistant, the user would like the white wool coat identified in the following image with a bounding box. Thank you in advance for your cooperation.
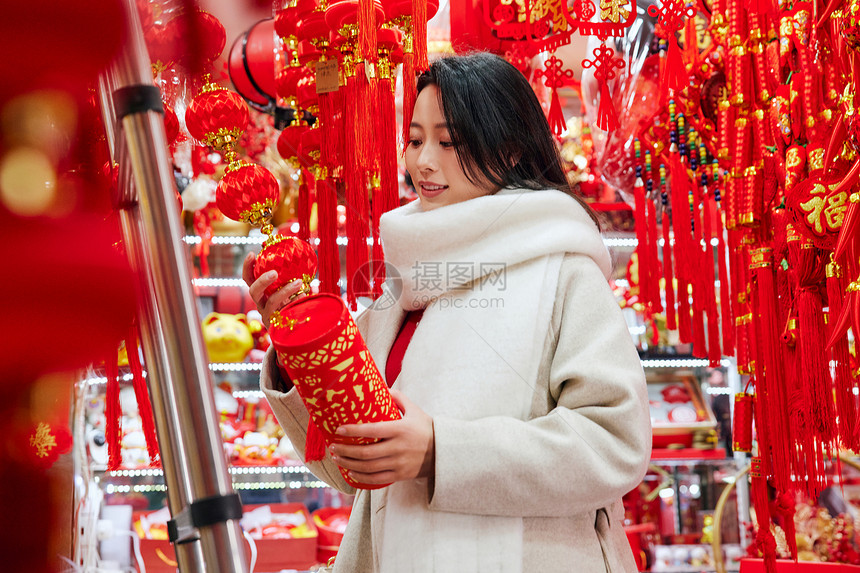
[261,189,651,572]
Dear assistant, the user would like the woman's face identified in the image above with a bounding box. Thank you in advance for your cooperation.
[405,85,495,211]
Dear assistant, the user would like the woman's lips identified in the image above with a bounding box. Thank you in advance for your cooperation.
[419,182,448,198]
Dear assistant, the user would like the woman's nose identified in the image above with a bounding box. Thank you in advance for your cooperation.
[416,145,437,173]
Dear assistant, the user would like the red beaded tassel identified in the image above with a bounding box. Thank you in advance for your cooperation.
[105,350,122,471]
[701,182,722,366]
[669,150,693,344]
[713,161,734,354]
[632,140,650,307]
[683,123,707,359]
[659,164,678,330]
[126,325,159,465]
[646,189,663,313]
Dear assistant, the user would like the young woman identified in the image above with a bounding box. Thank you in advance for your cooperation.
[244,52,651,572]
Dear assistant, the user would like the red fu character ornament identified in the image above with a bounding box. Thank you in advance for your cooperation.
[582,42,625,132]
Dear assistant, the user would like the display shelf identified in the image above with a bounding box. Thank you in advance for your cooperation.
[652,449,731,462]
[641,357,733,369]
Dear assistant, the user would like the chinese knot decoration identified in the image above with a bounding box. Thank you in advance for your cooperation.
[581,43,626,131]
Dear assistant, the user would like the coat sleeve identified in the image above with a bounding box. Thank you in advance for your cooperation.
[260,347,357,495]
[428,254,651,517]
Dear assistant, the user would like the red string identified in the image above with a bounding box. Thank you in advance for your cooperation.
[126,325,160,465]
[105,351,122,471]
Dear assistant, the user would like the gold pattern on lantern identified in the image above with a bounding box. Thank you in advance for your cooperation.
[30,423,56,458]
[204,127,244,152]
[270,311,310,330]
[239,198,278,233]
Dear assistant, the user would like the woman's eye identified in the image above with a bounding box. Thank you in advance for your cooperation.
[440,141,454,148]
[407,139,422,148]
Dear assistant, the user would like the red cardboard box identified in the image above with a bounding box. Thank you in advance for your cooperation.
[740,559,860,572]
[135,503,319,573]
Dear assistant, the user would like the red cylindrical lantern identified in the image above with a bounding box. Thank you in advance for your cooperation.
[732,392,754,453]
[270,293,402,489]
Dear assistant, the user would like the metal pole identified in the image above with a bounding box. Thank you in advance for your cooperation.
[99,1,247,571]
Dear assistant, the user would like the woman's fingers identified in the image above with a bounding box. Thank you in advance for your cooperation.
[331,453,398,475]
[249,270,279,307]
[241,251,257,288]
[344,470,397,485]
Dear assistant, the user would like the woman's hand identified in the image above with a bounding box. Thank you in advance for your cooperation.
[241,251,307,329]
[329,390,435,485]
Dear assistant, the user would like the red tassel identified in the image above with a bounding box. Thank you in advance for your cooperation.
[662,38,687,96]
[595,80,617,132]
[633,179,648,300]
[548,88,566,138]
[344,74,371,308]
[797,245,837,450]
[316,171,340,296]
[751,247,793,492]
[318,91,339,170]
[379,74,400,213]
[126,326,159,465]
[662,203,678,330]
[690,172,707,359]
[828,258,858,449]
[646,194,664,313]
[732,391,754,452]
[750,456,778,573]
[358,0,377,62]
[304,417,327,462]
[412,0,428,72]
[371,177,386,297]
[297,169,311,243]
[105,351,122,471]
[717,204,735,354]
[702,191,722,366]
[773,491,798,560]
[669,153,692,343]
[401,51,417,153]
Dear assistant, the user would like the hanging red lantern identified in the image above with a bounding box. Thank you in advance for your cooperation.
[163,102,180,146]
[216,162,281,230]
[228,18,279,109]
[185,83,250,154]
[278,124,311,165]
[254,236,318,298]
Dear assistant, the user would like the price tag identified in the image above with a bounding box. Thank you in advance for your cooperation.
[315,59,339,94]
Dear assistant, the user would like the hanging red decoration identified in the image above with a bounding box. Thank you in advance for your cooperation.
[648,0,696,96]
[535,54,576,137]
[581,43,626,132]
[185,82,250,158]
[216,162,281,230]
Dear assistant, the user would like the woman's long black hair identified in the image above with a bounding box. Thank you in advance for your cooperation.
[415,52,600,228]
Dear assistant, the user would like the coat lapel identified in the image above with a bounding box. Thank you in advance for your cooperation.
[355,289,406,385]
